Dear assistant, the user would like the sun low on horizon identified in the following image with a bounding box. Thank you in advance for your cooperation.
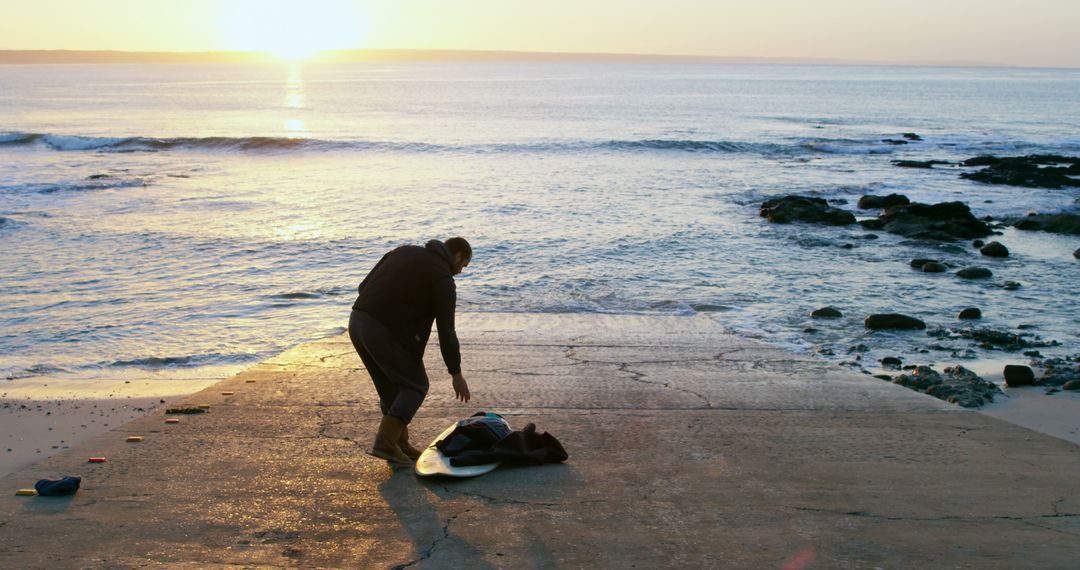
[219,0,366,61]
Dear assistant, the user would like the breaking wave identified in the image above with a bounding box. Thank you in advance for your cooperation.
[106,353,256,369]
[0,177,148,195]
[2,130,908,156]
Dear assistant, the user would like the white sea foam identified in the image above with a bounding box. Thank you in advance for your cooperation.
[42,134,130,151]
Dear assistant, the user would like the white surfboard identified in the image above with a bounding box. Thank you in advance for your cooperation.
[414,421,501,477]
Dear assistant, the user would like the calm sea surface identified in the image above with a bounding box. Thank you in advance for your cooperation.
[2,62,1078,384]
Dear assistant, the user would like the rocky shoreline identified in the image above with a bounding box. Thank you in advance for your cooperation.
[760,144,1080,408]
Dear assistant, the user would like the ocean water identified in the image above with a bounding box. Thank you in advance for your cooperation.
[2,62,1079,386]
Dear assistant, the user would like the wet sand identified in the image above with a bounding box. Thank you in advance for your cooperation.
[1,378,221,479]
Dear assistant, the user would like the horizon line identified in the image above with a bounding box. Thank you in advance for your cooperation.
[0,47,1063,69]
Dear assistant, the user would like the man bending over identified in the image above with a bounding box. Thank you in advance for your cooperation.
[348,237,472,466]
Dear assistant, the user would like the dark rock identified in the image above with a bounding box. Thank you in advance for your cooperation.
[881,356,903,368]
[165,407,208,414]
[893,366,943,390]
[972,239,985,248]
[1010,212,1080,236]
[958,307,982,319]
[927,326,1060,352]
[1074,247,1079,259]
[882,139,909,145]
[1002,281,1022,290]
[960,154,1080,189]
[796,237,835,248]
[848,344,869,353]
[910,258,937,269]
[1039,356,1080,387]
[858,194,911,209]
[873,374,893,381]
[956,267,993,279]
[979,241,1009,257]
[760,196,856,226]
[952,349,978,359]
[921,262,948,273]
[962,156,1000,167]
[865,313,927,330]
[811,307,843,318]
[1024,350,1043,358]
[829,198,849,205]
[1003,365,1036,387]
[902,132,923,141]
[893,365,1001,407]
[859,201,994,241]
[803,328,819,333]
[893,160,949,169]
[1064,380,1080,391]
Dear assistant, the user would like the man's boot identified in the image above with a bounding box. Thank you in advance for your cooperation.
[398,426,423,460]
[368,415,413,466]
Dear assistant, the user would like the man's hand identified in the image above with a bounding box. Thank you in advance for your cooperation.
[452,373,471,403]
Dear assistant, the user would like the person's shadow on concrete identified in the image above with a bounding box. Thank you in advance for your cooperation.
[417,462,583,566]
[378,468,497,569]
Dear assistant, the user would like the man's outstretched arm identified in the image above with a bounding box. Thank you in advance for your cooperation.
[433,277,469,402]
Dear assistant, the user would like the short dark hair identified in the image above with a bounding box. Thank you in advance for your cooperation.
[445,237,472,260]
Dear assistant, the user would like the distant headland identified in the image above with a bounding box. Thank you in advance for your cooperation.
[0,48,1003,67]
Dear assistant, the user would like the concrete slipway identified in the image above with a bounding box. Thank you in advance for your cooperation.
[2,314,1078,568]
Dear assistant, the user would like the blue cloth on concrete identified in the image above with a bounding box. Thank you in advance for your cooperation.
[34,476,81,496]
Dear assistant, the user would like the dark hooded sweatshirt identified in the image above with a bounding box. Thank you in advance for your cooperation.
[351,240,461,374]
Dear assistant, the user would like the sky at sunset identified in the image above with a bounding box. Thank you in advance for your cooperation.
[1,0,1079,67]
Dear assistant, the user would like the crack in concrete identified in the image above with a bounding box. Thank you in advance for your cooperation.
[1052,496,1065,517]
[565,350,718,368]
[433,485,600,508]
[565,346,717,409]
[619,363,714,409]
[260,361,365,371]
[616,363,667,387]
[793,506,1080,522]
[466,341,709,348]
[391,507,473,569]
[476,363,577,374]
[319,351,356,364]
[313,407,364,451]
[1018,519,1078,536]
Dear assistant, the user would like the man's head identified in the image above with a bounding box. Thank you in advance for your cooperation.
[445,237,472,275]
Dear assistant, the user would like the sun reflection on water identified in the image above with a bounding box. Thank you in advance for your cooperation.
[283,65,308,138]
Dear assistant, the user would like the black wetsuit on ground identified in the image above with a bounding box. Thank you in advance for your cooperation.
[349,240,461,423]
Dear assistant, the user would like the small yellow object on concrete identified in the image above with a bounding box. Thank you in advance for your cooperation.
[126,436,144,442]
[16,489,37,496]
[221,391,235,396]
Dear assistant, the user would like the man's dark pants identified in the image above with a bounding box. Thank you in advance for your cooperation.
[348,310,429,424]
